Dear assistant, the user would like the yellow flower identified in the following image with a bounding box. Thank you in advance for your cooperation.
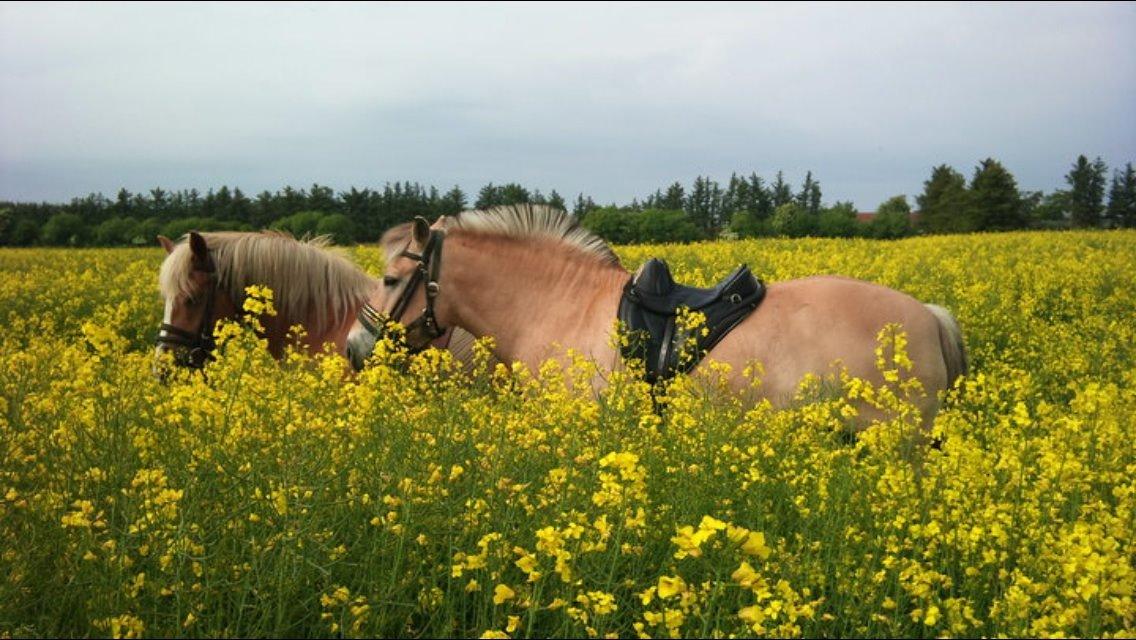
[657,575,687,599]
[741,531,772,559]
[699,515,728,531]
[739,604,766,626]
[493,584,516,605]
[732,561,760,588]
[671,524,715,559]
[924,604,940,626]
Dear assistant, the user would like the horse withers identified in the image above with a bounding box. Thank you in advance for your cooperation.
[345,205,967,429]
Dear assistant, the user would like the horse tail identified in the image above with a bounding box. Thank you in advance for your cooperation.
[925,304,968,387]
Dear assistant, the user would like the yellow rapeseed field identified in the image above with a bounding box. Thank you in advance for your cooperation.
[1,231,1133,638]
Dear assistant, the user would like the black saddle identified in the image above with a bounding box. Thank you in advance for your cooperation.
[617,258,766,384]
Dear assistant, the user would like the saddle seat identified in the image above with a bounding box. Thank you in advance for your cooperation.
[617,258,766,384]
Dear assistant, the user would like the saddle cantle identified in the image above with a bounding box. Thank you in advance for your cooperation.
[617,258,766,384]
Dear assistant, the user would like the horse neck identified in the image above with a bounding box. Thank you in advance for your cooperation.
[436,233,629,367]
[226,277,377,357]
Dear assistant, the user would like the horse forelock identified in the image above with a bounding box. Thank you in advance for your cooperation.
[158,231,376,334]
[379,223,414,264]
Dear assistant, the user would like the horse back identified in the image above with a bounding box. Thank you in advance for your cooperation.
[705,275,950,411]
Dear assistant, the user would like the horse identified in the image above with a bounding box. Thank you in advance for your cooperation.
[344,204,967,428]
[154,230,483,372]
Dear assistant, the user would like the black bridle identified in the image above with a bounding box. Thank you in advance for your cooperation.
[357,228,446,353]
[155,258,218,369]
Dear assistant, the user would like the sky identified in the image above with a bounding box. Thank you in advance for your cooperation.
[1,2,1134,209]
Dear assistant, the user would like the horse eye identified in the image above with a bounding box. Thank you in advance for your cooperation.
[383,276,400,287]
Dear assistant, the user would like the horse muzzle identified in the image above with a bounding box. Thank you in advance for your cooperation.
[346,326,377,372]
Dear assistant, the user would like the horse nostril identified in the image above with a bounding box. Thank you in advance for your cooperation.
[347,342,364,371]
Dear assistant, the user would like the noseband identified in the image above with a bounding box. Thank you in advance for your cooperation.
[155,257,218,369]
[357,228,446,353]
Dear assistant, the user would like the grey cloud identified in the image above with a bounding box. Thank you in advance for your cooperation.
[2,2,1133,208]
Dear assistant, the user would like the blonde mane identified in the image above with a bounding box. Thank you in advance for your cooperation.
[159,231,376,333]
[378,204,621,266]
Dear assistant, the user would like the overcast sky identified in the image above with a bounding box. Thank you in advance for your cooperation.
[2,2,1134,209]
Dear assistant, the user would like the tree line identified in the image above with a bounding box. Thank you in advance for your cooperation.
[1,155,1132,247]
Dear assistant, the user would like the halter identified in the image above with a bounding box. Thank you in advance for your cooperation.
[357,227,447,353]
[155,255,218,369]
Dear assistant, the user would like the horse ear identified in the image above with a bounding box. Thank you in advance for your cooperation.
[189,232,210,270]
[157,235,175,254]
[412,216,430,246]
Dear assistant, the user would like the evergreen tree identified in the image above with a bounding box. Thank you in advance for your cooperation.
[113,188,133,221]
[213,186,235,220]
[685,176,723,234]
[723,173,742,218]
[338,187,367,233]
[1066,155,1108,228]
[917,165,970,233]
[770,171,793,208]
[202,188,218,219]
[437,186,467,216]
[224,188,250,224]
[278,186,306,217]
[253,190,278,229]
[795,171,822,215]
[1106,163,1136,228]
[148,188,170,221]
[308,183,337,213]
[475,183,501,210]
[573,194,598,217]
[746,173,773,220]
[969,158,1026,230]
[644,189,663,210]
[499,183,531,205]
[660,182,685,211]
[547,190,566,211]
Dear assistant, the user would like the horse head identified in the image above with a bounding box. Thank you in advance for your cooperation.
[345,216,450,370]
[155,232,238,372]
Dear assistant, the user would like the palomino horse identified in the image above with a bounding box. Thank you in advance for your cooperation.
[155,231,482,371]
[345,205,967,427]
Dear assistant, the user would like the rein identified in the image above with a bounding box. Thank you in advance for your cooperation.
[357,228,447,353]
